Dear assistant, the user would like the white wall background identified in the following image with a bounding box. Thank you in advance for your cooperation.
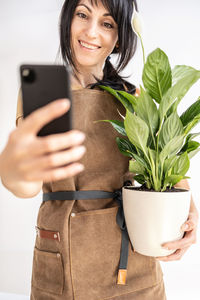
[0,0,200,299]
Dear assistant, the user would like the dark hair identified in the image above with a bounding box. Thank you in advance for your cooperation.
[59,0,138,93]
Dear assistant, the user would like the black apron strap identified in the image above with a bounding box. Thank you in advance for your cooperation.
[42,187,132,285]
[114,188,130,285]
[43,190,115,201]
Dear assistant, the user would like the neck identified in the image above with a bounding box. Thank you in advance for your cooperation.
[71,64,104,90]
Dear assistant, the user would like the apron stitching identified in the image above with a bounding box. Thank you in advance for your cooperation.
[69,208,77,300]
[69,209,119,218]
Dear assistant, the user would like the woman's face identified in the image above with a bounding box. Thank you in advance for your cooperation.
[71,0,118,70]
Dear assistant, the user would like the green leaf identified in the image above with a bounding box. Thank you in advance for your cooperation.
[159,69,200,123]
[159,111,184,149]
[164,175,183,187]
[179,132,200,153]
[142,48,172,103]
[134,87,159,147]
[133,174,146,184]
[184,113,200,135]
[163,155,177,174]
[172,152,190,176]
[116,137,137,157]
[94,119,126,136]
[180,97,200,127]
[182,176,191,180]
[159,135,185,164]
[117,90,138,111]
[131,152,151,172]
[99,85,134,113]
[168,67,200,116]
[185,132,200,143]
[129,160,146,175]
[148,147,157,163]
[179,140,200,154]
[172,65,198,85]
[147,148,157,183]
[148,147,156,171]
[188,148,200,159]
[124,109,149,156]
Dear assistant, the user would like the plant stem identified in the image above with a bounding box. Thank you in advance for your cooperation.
[138,32,146,65]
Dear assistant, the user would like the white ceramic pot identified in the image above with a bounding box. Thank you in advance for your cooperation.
[122,186,191,257]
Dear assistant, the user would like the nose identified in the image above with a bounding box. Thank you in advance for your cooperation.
[85,20,99,39]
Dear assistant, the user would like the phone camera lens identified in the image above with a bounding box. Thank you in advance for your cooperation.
[22,68,35,83]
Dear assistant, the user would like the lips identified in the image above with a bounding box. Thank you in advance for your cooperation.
[78,40,101,50]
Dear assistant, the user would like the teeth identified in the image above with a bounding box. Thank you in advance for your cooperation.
[80,41,99,50]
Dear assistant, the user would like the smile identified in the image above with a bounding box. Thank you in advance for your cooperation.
[79,40,100,50]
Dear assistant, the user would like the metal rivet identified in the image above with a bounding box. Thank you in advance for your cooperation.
[57,253,60,258]
[54,234,57,239]
[71,213,76,217]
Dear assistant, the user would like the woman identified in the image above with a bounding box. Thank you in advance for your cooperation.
[1,0,198,299]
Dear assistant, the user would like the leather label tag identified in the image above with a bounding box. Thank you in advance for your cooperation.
[35,226,60,242]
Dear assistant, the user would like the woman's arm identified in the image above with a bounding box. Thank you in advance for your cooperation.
[1,116,44,198]
[1,98,86,198]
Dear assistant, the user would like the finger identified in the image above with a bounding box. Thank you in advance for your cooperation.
[33,130,86,156]
[181,221,195,232]
[26,162,85,182]
[19,129,86,158]
[24,145,86,171]
[181,213,198,232]
[22,99,70,135]
[162,230,197,250]
[156,246,190,262]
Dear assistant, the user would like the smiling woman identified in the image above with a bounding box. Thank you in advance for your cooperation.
[59,0,138,92]
[10,0,166,300]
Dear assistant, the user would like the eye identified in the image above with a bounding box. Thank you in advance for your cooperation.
[77,12,87,19]
[103,22,113,29]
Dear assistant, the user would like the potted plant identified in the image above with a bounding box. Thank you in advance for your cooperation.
[96,9,200,257]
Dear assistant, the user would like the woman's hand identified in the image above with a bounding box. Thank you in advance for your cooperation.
[156,199,199,261]
[0,99,86,196]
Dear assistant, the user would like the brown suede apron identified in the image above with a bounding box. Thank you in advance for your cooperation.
[16,88,166,300]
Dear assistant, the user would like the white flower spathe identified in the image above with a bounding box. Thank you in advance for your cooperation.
[131,5,143,37]
[131,2,145,64]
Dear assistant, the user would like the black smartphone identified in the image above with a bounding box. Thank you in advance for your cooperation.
[19,64,72,136]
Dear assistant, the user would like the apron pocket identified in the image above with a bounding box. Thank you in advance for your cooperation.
[69,206,162,299]
[32,247,64,295]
